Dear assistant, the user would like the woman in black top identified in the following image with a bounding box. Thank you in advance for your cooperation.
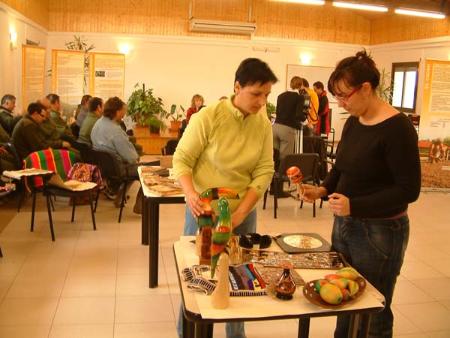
[302,50,421,338]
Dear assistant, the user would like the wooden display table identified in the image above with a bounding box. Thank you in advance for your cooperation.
[134,126,178,155]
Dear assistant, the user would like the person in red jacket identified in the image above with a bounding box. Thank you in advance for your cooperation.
[185,94,204,124]
[313,81,330,136]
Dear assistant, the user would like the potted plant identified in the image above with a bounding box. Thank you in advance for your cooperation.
[165,104,185,132]
[127,83,167,134]
[266,102,276,121]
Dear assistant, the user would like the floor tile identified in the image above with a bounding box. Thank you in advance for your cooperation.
[61,273,116,297]
[114,322,177,338]
[49,324,113,338]
[0,298,58,325]
[53,297,115,324]
[395,302,450,332]
[115,295,175,323]
[0,325,51,338]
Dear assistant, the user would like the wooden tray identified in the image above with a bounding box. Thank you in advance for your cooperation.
[302,277,366,309]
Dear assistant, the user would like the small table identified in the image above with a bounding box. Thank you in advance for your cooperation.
[174,237,385,338]
[138,166,185,288]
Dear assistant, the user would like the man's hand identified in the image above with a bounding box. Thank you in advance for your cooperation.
[328,193,350,216]
[62,141,71,148]
[186,190,204,217]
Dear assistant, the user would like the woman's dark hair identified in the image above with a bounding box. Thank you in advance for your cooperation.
[103,96,125,119]
[89,97,103,112]
[313,81,324,90]
[328,50,380,96]
[235,58,278,87]
[46,93,60,104]
[81,94,92,105]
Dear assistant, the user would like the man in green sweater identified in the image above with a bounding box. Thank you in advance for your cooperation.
[0,94,21,136]
[78,97,103,145]
[46,93,74,138]
[12,102,70,159]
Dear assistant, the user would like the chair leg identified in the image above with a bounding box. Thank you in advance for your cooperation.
[313,200,316,218]
[17,179,25,212]
[273,180,278,219]
[300,200,304,209]
[320,199,323,208]
[89,192,97,231]
[46,194,56,241]
[118,182,128,223]
[30,189,37,232]
[263,190,268,210]
[94,189,100,212]
[0,246,3,257]
[71,198,76,222]
[50,195,55,211]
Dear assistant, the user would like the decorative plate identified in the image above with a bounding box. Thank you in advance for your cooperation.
[274,233,331,253]
[302,277,366,309]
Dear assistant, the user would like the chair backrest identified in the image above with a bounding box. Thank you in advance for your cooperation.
[303,136,327,180]
[279,153,320,184]
[23,148,77,187]
[162,139,178,155]
[84,148,122,179]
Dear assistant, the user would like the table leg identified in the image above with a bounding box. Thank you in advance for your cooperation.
[348,314,360,338]
[298,317,310,338]
[358,314,371,338]
[149,199,160,288]
[183,312,195,338]
[141,196,149,245]
[194,322,213,338]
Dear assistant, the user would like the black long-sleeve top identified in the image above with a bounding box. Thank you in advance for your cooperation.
[322,113,421,218]
[275,91,306,129]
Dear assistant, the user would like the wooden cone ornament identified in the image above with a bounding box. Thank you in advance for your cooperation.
[211,252,230,309]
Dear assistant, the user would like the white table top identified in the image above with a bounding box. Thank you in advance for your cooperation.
[3,168,53,180]
[137,166,184,198]
[174,237,385,321]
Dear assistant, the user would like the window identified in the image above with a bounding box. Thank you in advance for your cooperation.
[391,62,419,114]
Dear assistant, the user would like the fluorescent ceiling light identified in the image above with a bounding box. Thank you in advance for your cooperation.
[332,1,388,12]
[395,8,446,19]
[271,0,325,5]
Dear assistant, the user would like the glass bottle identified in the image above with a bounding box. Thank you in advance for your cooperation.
[275,261,296,300]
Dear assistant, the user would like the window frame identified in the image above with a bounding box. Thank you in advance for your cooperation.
[390,62,419,114]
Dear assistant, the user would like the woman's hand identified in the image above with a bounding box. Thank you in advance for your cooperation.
[186,190,204,217]
[328,193,350,216]
[301,185,326,203]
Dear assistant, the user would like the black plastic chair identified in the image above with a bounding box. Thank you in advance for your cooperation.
[84,148,138,222]
[263,153,320,218]
[162,139,178,155]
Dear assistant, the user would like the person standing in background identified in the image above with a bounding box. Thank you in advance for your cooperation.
[273,76,306,160]
[185,94,204,124]
[302,50,421,338]
[300,78,319,136]
[313,81,331,136]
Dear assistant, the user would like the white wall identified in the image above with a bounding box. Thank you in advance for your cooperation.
[0,3,47,113]
[46,32,360,136]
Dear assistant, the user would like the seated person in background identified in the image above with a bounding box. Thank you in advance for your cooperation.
[185,94,204,124]
[300,78,319,137]
[0,124,17,171]
[72,94,92,137]
[313,81,330,137]
[46,93,74,138]
[0,94,22,136]
[91,97,142,212]
[78,97,103,145]
[11,102,70,159]
[38,96,61,142]
[119,120,144,156]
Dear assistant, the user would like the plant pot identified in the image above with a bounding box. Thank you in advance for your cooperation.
[149,125,160,135]
[170,121,182,132]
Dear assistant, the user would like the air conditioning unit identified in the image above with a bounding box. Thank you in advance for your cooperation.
[189,18,256,35]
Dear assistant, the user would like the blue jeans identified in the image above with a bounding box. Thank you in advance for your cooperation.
[331,215,409,338]
[177,206,257,338]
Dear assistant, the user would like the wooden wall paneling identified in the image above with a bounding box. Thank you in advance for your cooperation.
[2,0,49,29]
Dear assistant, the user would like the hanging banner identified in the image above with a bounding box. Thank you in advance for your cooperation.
[52,50,85,105]
[89,52,125,101]
[418,59,450,189]
[22,45,46,108]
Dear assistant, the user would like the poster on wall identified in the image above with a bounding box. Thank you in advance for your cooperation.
[22,45,46,108]
[51,50,85,106]
[418,59,450,189]
[89,52,125,101]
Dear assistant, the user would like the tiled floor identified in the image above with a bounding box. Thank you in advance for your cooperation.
[0,184,449,338]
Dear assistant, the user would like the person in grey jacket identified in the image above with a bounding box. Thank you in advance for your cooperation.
[91,97,141,212]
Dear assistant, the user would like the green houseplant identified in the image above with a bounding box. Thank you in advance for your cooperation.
[266,102,276,121]
[127,83,167,134]
[164,104,185,132]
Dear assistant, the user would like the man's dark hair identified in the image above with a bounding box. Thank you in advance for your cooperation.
[234,58,278,87]
[89,97,103,112]
[313,81,324,90]
[28,102,44,115]
[103,96,125,120]
[46,93,60,104]
[1,94,16,105]
[302,78,310,88]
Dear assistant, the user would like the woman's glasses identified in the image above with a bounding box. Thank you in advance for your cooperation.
[334,86,361,103]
